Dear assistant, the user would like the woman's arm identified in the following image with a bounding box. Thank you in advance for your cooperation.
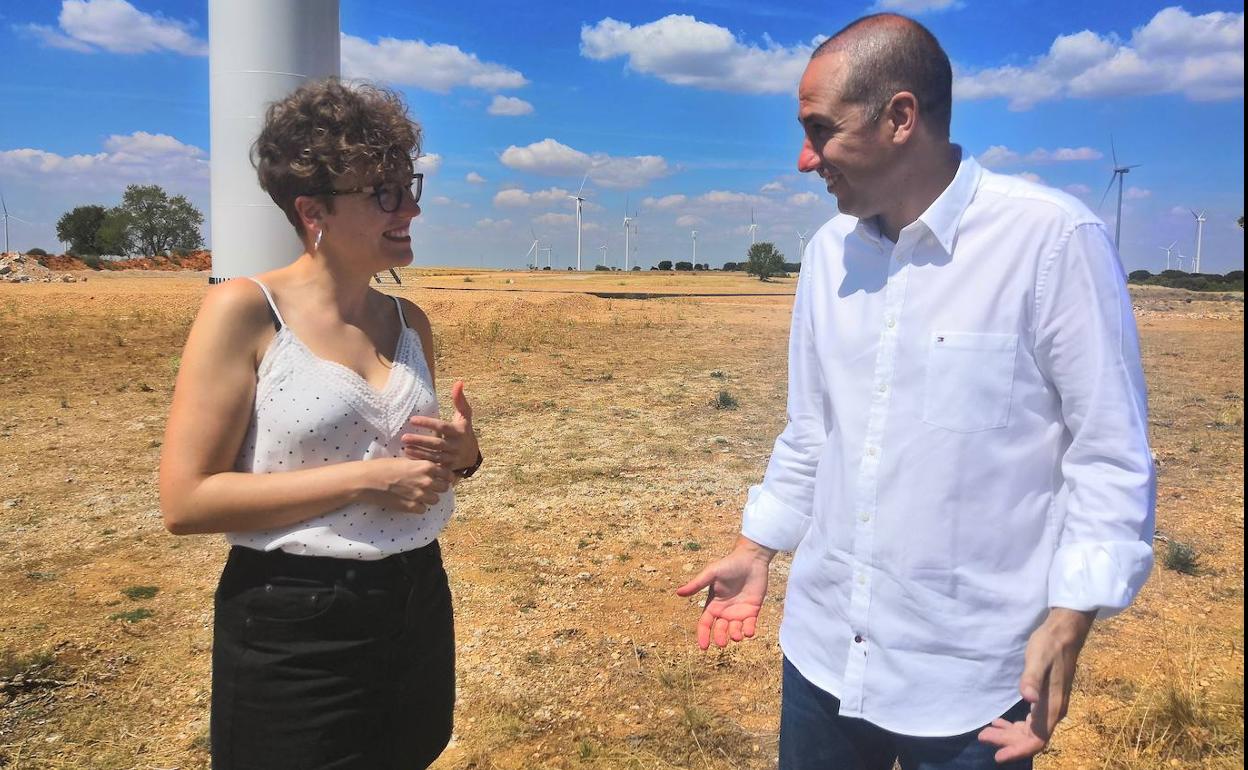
[159,281,450,535]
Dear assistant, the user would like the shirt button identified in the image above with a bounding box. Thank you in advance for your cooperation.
[866,446,877,457]
[877,383,887,393]
[886,317,896,328]
[854,635,864,643]
[856,573,867,585]
[859,511,870,522]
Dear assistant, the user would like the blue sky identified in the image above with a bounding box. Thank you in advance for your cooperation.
[1,0,1243,273]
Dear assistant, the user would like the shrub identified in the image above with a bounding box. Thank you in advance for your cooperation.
[711,390,739,410]
[25,248,48,257]
[675,261,693,271]
[1163,539,1199,575]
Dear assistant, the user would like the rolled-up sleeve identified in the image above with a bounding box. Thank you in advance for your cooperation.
[1034,222,1156,617]
[741,259,830,552]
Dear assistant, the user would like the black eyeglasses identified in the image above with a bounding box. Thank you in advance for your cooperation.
[315,173,423,213]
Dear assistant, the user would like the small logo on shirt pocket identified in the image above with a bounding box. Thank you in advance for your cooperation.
[922,332,1018,433]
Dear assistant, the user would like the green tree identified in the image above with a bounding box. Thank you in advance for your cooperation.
[55,205,107,255]
[746,241,785,281]
[118,184,204,257]
[97,208,135,255]
[657,260,673,270]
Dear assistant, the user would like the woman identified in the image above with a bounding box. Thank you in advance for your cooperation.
[159,79,480,769]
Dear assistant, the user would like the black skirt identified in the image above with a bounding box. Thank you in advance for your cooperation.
[211,542,454,770]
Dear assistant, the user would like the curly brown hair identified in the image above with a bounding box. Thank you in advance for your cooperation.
[252,78,422,234]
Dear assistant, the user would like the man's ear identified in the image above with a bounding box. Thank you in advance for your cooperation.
[885,91,919,145]
[293,195,325,232]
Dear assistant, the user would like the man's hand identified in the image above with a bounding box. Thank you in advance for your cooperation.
[978,608,1095,763]
[402,380,479,471]
[675,536,775,650]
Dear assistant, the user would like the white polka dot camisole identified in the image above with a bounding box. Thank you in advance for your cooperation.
[227,278,453,560]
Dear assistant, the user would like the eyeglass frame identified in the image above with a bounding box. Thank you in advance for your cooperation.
[310,173,423,213]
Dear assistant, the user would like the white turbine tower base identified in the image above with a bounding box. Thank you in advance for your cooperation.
[209,0,340,283]
[568,171,589,271]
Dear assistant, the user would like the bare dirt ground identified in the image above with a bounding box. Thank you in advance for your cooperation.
[0,271,1241,769]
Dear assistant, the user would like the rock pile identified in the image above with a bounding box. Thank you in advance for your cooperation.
[0,253,82,283]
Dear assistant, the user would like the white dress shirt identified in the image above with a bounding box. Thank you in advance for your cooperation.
[742,152,1155,737]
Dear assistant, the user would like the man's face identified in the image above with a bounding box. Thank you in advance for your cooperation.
[797,54,896,220]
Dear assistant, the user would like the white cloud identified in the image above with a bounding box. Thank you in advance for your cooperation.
[675,215,702,227]
[580,15,818,95]
[465,172,486,184]
[955,7,1244,109]
[341,34,528,92]
[487,95,535,116]
[1125,186,1152,199]
[1013,172,1045,184]
[642,194,687,210]
[760,181,786,193]
[493,187,573,208]
[535,212,575,227]
[414,153,442,175]
[870,0,963,13]
[499,138,671,189]
[788,192,821,206]
[21,0,207,56]
[0,131,207,184]
[698,190,765,206]
[475,217,512,228]
[1065,183,1092,195]
[978,145,1103,168]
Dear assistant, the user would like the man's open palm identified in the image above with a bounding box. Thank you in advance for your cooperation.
[676,544,772,649]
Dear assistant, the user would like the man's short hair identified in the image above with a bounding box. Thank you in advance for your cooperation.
[811,14,952,139]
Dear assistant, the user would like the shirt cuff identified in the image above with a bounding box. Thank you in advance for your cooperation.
[1048,540,1154,619]
[741,485,810,552]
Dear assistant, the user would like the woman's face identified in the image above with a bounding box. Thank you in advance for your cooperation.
[320,170,422,270]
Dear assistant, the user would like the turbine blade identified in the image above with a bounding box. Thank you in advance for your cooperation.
[1098,173,1117,210]
[1110,135,1118,167]
[577,170,590,196]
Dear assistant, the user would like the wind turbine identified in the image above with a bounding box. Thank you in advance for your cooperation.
[797,229,810,260]
[1188,208,1208,274]
[524,226,540,270]
[622,196,634,271]
[0,190,31,255]
[748,208,758,246]
[691,229,698,264]
[1098,137,1140,251]
[541,246,552,269]
[599,243,608,267]
[568,171,589,271]
[1159,241,1176,271]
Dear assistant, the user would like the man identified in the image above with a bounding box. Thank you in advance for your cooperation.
[677,13,1155,770]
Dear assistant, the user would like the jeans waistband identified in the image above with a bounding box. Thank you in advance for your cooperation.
[225,541,441,586]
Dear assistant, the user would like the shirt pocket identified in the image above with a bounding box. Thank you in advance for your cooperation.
[922,331,1018,433]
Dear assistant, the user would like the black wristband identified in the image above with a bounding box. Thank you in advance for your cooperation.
[455,450,483,479]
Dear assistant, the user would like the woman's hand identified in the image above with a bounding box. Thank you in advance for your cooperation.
[358,457,454,514]
[401,381,479,471]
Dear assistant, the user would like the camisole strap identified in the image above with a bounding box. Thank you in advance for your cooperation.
[391,294,408,329]
[246,277,286,331]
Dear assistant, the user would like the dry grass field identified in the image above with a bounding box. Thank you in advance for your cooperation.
[0,269,1242,769]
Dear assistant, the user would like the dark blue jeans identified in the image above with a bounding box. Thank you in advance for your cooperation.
[779,657,1032,770]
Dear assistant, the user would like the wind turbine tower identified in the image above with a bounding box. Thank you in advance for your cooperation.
[1159,241,1176,271]
[1099,138,1141,252]
[1188,207,1208,273]
[797,229,810,260]
[541,246,552,269]
[568,171,589,271]
[622,196,633,271]
[748,208,758,246]
[691,230,698,264]
[525,226,540,270]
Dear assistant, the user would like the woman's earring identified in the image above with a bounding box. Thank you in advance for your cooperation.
[313,227,324,252]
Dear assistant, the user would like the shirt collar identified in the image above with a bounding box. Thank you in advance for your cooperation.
[850,148,982,255]
[915,148,981,256]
